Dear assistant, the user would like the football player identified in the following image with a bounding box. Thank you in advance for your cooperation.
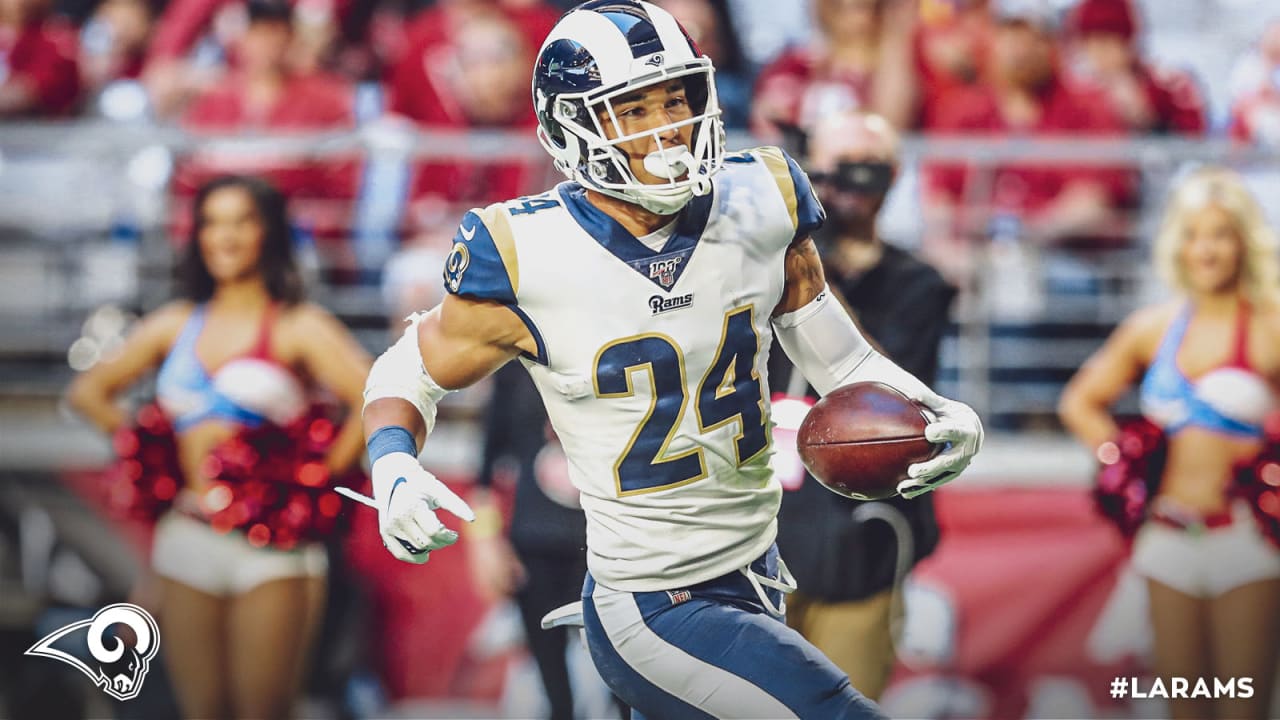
[356,2,982,716]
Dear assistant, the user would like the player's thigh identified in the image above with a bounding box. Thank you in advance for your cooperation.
[226,576,324,720]
[158,578,231,720]
[585,585,885,720]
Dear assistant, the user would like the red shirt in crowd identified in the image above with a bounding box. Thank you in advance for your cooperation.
[0,19,81,116]
[1230,85,1280,145]
[752,46,875,134]
[388,3,555,125]
[146,0,356,64]
[388,3,556,223]
[925,78,1135,216]
[174,73,358,239]
[912,17,991,129]
[1068,62,1207,136]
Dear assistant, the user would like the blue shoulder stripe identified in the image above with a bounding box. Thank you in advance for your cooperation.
[442,208,518,305]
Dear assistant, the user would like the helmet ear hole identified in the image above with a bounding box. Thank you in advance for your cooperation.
[555,99,578,120]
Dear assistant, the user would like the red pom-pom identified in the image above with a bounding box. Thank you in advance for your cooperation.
[317,493,341,518]
[101,404,181,523]
[246,524,272,547]
[1263,412,1280,443]
[1234,438,1280,549]
[1093,418,1167,537]
[153,476,178,502]
[297,462,329,488]
[197,404,366,548]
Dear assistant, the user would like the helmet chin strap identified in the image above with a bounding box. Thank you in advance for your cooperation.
[600,145,713,216]
[593,183,694,216]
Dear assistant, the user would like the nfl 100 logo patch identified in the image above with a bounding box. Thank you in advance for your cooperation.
[649,257,682,290]
[628,247,695,292]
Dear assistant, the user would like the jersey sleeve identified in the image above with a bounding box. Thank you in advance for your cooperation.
[442,205,520,305]
[755,146,826,243]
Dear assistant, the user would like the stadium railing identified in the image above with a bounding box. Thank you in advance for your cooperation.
[2,123,1278,473]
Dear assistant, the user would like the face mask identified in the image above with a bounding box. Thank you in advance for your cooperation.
[811,160,893,237]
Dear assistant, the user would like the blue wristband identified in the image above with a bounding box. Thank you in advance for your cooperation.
[367,426,418,465]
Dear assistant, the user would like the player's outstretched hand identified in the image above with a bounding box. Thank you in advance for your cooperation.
[899,390,984,499]
[372,452,476,564]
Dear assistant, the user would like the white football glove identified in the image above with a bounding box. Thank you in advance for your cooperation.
[367,452,476,564]
[898,389,984,499]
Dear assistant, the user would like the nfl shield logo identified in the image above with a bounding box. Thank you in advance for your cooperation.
[649,257,682,290]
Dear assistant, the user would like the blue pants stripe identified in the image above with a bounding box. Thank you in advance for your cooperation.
[583,574,715,720]
[582,546,887,720]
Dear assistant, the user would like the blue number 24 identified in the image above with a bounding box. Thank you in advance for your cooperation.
[593,307,768,496]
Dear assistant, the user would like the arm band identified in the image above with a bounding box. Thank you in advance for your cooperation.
[367,426,418,464]
[363,312,451,435]
[771,286,933,400]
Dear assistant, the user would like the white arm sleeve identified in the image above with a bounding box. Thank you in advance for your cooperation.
[771,287,934,401]
[363,312,451,435]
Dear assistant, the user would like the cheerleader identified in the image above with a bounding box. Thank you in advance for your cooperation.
[1060,168,1280,720]
[68,176,371,719]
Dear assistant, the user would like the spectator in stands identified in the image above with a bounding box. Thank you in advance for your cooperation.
[773,111,953,701]
[174,0,358,252]
[181,0,352,134]
[66,175,372,720]
[1229,18,1280,146]
[1064,0,1206,136]
[651,0,752,129]
[913,0,993,128]
[390,3,551,219]
[923,0,1132,276]
[0,0,80,116]
[752,0,918,137]
[78,0,153,97]
[389,0,553,127]
[142,0,360,118]
[1059,167,1280,720]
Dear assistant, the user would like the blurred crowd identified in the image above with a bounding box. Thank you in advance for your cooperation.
[11,0,1276,136]
[4,0,1279,279]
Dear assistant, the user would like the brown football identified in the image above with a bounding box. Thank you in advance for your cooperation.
[796,382,937,500]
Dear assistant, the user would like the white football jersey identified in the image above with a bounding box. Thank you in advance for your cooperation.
[443,146,825,591]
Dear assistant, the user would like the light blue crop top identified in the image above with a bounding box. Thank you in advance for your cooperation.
[1138,302,1268,438]
[155,305,297,432]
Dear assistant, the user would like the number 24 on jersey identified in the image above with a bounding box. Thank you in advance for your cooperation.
[594,306,768,496]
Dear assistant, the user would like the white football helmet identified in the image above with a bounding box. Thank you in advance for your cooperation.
[531,0,725,215]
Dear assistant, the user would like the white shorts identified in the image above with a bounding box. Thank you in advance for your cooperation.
[152,512,327,596]
[1132,500,1280,598]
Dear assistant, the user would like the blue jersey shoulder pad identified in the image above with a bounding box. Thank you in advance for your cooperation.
[752,146,826,243]
[442,204,520,304]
